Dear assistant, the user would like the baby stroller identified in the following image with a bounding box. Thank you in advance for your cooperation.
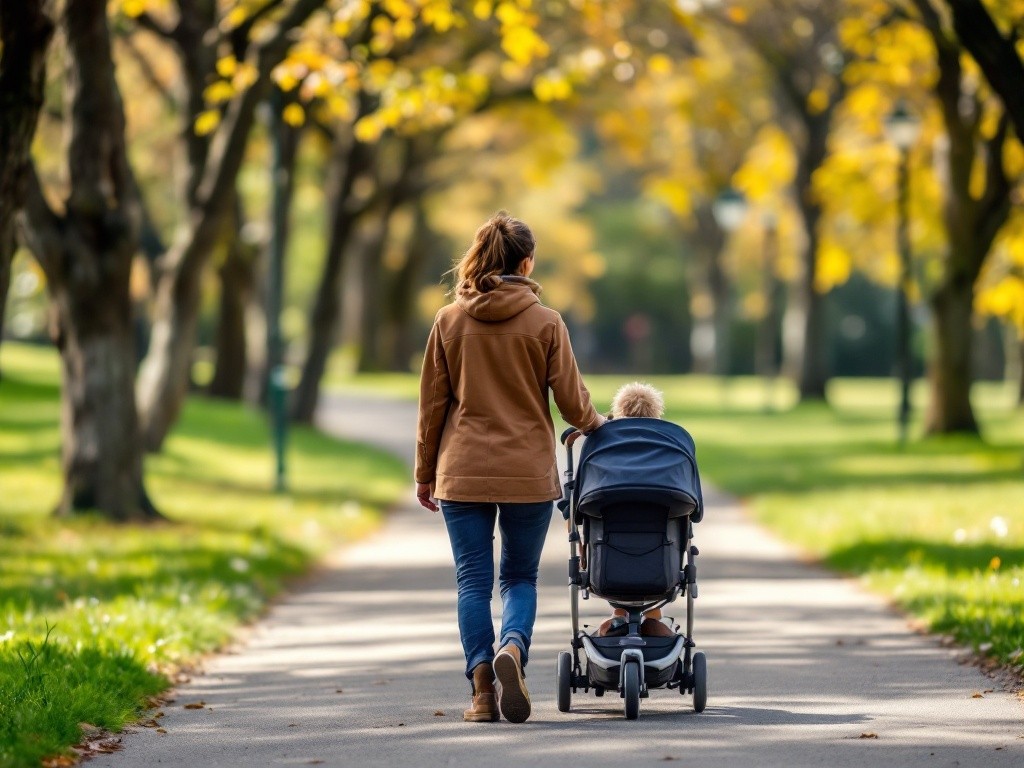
[556,418,706,720]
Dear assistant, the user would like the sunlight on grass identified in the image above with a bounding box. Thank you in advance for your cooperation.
[0,343,407,767]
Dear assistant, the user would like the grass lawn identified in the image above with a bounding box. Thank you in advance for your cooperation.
[0,343,407,768]
[330,371,1024,673]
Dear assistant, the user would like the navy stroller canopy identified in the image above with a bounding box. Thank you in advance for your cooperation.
[575,418,704,522]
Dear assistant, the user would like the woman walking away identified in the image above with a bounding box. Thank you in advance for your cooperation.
[415,211,605,724]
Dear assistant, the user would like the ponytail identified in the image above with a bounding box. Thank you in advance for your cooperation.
[454,211,535,293]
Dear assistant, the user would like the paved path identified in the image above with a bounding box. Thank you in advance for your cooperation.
[97,394,1023,767]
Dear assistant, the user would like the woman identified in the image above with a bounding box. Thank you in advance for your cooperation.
[415,211,605,724]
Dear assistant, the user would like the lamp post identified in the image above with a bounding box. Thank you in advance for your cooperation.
[884,102,921,446]
[267,87,289,492]
[709,188,747,386]
[712,187,748,233]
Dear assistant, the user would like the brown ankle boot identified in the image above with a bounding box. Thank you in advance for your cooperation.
[464,662,498,722]
[493,644,531,723]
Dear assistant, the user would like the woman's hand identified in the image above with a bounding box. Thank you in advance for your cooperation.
[416,482,438,512]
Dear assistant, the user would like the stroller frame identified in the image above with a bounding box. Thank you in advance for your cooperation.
[556,425,707,720]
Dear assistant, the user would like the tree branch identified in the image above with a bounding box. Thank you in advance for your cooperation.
[943,0,1024,141]
[18,163,64,281]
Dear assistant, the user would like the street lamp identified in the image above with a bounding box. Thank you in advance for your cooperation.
[884,102,921,446]
[267,87,289,491]
[712,187,748,233]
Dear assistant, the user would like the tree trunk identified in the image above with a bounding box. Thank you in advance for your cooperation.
[135,0,323,451]
[688,207,726,376]
[914,0,1012,434]
[209,195,257,400]
[789,116,830,401]
[382,202,435,371]
[291,128,376,423]
[0,0,54,363]
[925,277,978,433]
[19,0,158,520]
[208,237,254,399]
[50,276,154,518]
[708,252,731,376]
[355,213,391,373]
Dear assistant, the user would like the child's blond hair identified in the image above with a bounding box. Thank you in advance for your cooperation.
[611,382,664,419]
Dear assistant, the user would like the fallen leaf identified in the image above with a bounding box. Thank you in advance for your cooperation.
[156,728,167,734]
[972,692,985,699]
[398,722,405,727]
[140,719,160,728]
[43,756,75,766]
[433,710,445,717]
[183,702,206,709]
[335,689,344,694]
[288,723,299,728]
[983,689,994,694]
[155,711,165,718]
[859,732,878,739]
[78,723,103,738]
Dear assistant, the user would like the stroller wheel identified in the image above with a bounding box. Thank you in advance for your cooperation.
[623,662,640,720]
[692,651,707,713]
[594,686,605,697]
[556,651,572,712]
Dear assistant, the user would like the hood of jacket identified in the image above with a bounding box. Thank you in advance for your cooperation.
[455,275,542,322]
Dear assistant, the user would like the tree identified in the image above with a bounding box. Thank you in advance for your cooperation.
[129,0,326,450]
[910,0,1014,433]
[19,0,159,520]
[699,1,850,399]
[0,0,54,368]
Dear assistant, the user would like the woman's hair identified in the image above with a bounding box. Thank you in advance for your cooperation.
[454,211,535,293]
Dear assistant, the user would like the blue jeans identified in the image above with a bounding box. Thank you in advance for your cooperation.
[440,500,553,681]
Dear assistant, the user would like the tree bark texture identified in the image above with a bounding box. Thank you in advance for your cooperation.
[135,0,324,451]
[19,0,157,520]
[208,197,257,399]
[925,278,978,432]
[788,113,831,401]
[0,0,54,357]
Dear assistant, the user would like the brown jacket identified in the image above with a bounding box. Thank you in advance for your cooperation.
[415,277,602,503]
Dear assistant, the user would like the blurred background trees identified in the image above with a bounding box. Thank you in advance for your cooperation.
[3,0,1024,520]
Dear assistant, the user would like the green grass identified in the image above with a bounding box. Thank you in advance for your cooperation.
[0,343,407,768]
[330,371,1024,671]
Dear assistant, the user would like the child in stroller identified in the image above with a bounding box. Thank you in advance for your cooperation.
[557,382,706,720]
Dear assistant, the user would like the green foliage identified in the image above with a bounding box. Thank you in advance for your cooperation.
[0,344,407,767]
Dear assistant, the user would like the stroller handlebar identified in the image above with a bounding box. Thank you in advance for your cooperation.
[560,426,579,445]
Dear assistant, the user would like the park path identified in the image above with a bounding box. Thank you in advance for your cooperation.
[95,394,1023,768]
